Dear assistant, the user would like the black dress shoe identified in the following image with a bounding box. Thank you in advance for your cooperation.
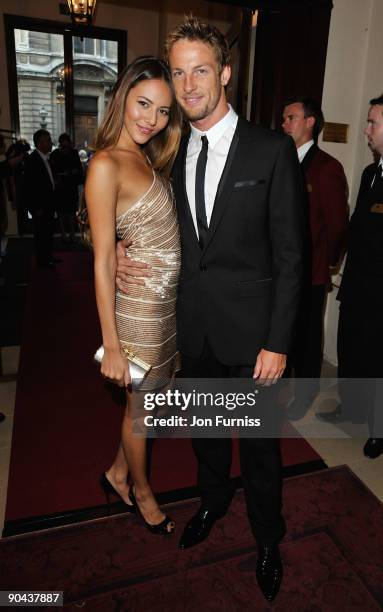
[179,508,224,550]
[256,543,283,602]
[363,438,383,459]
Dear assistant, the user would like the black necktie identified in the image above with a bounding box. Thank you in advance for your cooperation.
[195,135,209,248]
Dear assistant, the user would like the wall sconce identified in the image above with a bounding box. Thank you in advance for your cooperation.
[39,106,48,127]
[67,1,97,27]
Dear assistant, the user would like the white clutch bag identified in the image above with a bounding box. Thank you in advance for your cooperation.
[94,345,152,390]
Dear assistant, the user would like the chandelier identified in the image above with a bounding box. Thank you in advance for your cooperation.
[67,1,97,27]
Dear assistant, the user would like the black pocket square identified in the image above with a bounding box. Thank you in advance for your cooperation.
[234,179,266,188]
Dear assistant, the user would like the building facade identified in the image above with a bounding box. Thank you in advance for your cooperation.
[15,29,118,149]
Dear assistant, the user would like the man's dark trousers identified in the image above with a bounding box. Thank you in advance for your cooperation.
[182,342,286,545]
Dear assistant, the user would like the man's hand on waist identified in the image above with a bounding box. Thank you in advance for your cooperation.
[116,239,152,294]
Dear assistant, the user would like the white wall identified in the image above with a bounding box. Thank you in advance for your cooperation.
[320,0,383,364]
[320,0,374,199]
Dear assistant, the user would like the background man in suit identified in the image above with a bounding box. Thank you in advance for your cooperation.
[282,97,348,419]
[116,16,303,601]
[318,94,383,459]
[23,129,59,268]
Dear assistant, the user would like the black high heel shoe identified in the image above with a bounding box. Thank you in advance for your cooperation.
[100,473,135,515]
[129,489,175,535]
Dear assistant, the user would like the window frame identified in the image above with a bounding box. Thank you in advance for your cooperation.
[4,14,127,140]
[73,36,96,56]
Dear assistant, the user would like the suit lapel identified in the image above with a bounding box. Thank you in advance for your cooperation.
[173,135,200,247]
[300,143,318,175]
[202,117,250,252]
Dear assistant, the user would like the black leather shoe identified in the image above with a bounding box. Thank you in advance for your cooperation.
[179,508,224,550]
[363,438,383,459]
[256,543,283,602]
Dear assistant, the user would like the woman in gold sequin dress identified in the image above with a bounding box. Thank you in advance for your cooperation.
[86,57,182,535]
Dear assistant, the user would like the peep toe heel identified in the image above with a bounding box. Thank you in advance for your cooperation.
[129,489,175,535]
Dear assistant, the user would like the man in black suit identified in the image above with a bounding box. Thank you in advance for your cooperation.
[116,17,303,601]
[319,94,383,458]
[23,129,58,267]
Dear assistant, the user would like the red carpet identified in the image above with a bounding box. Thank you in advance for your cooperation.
[1,467,382,610]
[5,252,323,529]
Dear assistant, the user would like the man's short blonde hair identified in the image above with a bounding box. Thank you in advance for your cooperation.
[164,15,230,73]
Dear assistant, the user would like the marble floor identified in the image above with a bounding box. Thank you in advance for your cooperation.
[0,349,382,536]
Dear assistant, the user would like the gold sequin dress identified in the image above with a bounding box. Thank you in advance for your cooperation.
[115,169,181,390]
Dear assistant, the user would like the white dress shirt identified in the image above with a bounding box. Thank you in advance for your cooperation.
[186,104,238,235]
[297,139,314,163]
[371,156,383,187]
[37,149,55,188]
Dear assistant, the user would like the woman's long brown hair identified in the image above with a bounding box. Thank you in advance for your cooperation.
[94,56,182,177]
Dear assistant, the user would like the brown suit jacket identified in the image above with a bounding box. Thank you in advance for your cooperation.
[301,144,349,285]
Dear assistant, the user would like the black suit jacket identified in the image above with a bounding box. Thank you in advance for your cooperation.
[23,150,55,215]
[0,159,12,179]
[338,162,383,306]
[172,116,304,365]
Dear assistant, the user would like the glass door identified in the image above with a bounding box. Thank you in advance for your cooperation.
[72,36,118,157]
[14,28,66,148]
[5,15,127,146]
